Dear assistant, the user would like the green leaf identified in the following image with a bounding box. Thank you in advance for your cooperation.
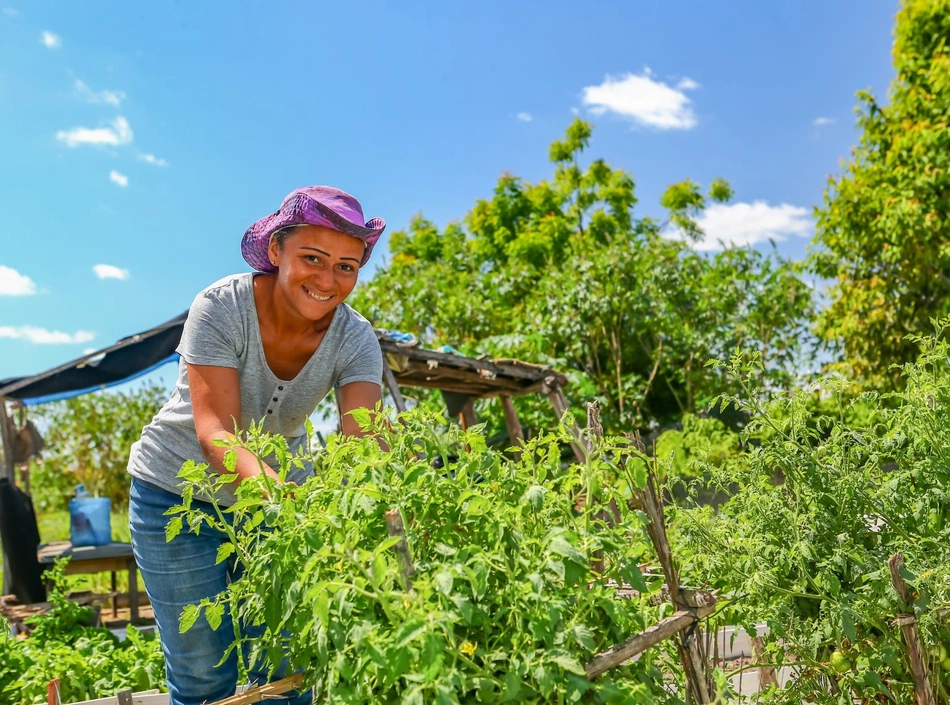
[205,602,225,631]
[179,603,201,633]
[548,535,585,565]
[165,516,183,543]
[215,543,235,565]
[552,654,586,675]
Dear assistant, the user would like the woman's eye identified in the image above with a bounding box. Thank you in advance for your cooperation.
[306,255,320,264]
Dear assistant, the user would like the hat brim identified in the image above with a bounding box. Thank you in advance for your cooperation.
[242,192,385,271]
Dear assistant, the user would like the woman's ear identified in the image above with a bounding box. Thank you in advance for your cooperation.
[267,238,281,268]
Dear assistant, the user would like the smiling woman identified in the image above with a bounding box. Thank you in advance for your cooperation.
[124,186,386,705]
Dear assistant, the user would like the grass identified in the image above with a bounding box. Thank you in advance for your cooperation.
[2,509,134,596]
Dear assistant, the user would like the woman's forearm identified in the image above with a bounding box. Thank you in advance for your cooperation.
[199,430,283,484]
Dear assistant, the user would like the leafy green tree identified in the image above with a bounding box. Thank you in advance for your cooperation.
[355,120,814,434]
[31,382,168,510]
[812,0,950,388]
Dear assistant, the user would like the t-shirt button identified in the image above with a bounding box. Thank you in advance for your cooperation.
[273,397,279,402]
[267,409,273,414]
[277,386,284,391]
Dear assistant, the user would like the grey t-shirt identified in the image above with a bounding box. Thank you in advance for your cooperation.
[127,273,382,504]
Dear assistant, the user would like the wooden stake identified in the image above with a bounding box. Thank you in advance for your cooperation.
[586,601,717,679]
[627,443,712,704]
[385,509,415,587]
[889,553,936,705]
[750,635,779,690]
[46,679,60,705]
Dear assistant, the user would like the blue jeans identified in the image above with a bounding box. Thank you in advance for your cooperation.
[129,478,311,705]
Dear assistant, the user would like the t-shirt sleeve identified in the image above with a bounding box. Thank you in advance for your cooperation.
[176,289,243,368]
[335,321,383,388]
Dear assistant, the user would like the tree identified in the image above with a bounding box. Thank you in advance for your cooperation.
[30,382,168,511]
[354,119,813,434]
[811,0,950,388]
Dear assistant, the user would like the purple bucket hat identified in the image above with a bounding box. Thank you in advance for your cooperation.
[242,186,386,271]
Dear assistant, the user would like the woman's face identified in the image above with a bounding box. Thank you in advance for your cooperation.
[268,225,364,321]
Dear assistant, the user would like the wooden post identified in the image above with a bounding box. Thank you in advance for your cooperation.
[545,383,586,463]
[459,400,477,430]
[381,356,408,413]
[750,635,779,690]
[889,553,936,705]
[500,395,524,459]
[0,398,15,483]
[627,444,712,704]
[385,509,415,587]
[0,398,15,596]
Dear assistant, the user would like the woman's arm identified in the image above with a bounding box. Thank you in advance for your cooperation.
[337,381,383,437]
[188,362,282,483]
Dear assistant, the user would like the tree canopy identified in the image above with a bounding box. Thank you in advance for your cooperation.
[354,119,813,434]
[812,0,950,388]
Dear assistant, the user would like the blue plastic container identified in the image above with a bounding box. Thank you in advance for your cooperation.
[69,497,112,547]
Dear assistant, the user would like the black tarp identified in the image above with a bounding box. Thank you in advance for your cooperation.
[0,311,186,405]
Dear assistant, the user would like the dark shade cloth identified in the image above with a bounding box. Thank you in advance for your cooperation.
[0,311,187,405]
[0,477,46,603]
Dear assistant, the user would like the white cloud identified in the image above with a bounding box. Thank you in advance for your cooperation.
[75,79,125,107]
[138,152,168,167]
[813,116,835,126]
[581,69,698,130]
[516,112,533,123]
[3,8,20,16]
[0,325,94,344]
[674,201,813,251]
[0,265,37,295]
[56,115,133,148]
[109,170,128,187]
[40,30,61,48]
[93,263,130,280]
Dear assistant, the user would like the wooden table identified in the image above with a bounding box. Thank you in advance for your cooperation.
[37,541,140,624]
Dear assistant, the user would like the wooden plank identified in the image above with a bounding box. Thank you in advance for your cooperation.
[586,602,718,679]
[889,554,936,705]
[207,675,305,705]
[59,691,166,705]
[377,340,557,383]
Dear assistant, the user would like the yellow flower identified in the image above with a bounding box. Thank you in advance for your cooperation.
[460,640,477,657]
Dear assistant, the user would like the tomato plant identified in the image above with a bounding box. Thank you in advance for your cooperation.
[172,408,683,703]
[0,561,166,704]
[675,333,950,703]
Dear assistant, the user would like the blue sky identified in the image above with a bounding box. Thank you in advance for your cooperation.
[1,1,898,382]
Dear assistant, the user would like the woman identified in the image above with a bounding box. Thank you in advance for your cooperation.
[127,186,385,705]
